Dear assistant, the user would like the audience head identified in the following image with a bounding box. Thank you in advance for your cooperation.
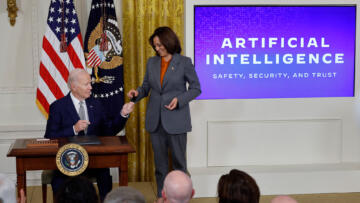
[217,169,260,203]
[162,170,194,203]
[55,176,98,203]
[104,186,145,203]
[271,195,298,203]
[0,174,16,203]
[67,69,92,100]
[149,26,181,55]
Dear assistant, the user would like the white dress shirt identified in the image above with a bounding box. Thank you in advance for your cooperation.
[70,93,88,135]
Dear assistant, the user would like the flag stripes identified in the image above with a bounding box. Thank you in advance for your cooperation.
[87,47,102,67]
[36,0,85,118]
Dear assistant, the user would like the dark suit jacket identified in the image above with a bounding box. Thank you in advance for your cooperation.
[135,53,201,134]
[45,93,127,138]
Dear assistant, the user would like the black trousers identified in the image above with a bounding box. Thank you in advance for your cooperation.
[51,168,112,201]
[150,124,188,197]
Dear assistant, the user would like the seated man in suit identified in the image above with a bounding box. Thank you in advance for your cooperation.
[44,69,134,201]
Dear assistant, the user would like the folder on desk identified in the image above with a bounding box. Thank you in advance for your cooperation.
[68,135,101,145]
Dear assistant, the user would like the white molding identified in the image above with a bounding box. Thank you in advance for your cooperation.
[0,124,45,140]
[31,0,40,92]
[0,0,39,95]
[0,88,35,94]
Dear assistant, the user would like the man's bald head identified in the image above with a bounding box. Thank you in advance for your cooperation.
[271,195,298,203]
[162,170,194,203]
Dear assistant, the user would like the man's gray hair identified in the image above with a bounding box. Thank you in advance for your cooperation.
[0,174,16,203]
[104,186,146,203]
[67,69,88,90]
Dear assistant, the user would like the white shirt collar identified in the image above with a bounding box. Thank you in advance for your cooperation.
[70,92,82,106]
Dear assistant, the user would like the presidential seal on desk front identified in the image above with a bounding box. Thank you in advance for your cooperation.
[56,143,89,176]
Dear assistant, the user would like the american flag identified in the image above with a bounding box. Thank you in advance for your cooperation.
[36,0,85,118]
[84,0,124,121]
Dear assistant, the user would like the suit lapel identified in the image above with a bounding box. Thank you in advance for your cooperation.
[153,57,162,91]
[162,54,179,88]
[86,98,94,124]
[65,94,80,124]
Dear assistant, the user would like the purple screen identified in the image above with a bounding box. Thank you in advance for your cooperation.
[194,6,356,99]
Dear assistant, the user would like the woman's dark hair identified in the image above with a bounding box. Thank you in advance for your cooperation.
[149,26,182,55]
[55,176,99,203]
[217,169,260,203]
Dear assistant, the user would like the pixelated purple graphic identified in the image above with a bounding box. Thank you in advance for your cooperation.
[194,6,356,99]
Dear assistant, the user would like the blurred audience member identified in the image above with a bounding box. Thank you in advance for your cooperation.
[217,169,260,203]
[162,170,194,203]
[0,173,16,203]
[104,186,145,203]
[55,176,98,203]
[271,195,298,203]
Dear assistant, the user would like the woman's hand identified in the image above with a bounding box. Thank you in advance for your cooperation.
[165,97,178,110]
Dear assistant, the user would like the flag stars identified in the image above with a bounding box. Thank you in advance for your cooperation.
[92,5,95,9]
[111,4,115,8]
[119,87,123,92]
[55,27,60,33]
[71,18,76,24]
[72,9,76,15]
[58,8,62,13]
[51,0,56,3]
[64,28,68,33]
[56,17,61,23]
[48,17,54,23]
[66,0,70,4]
[65,18,69,24]
[70,28,75,34]
[50,7,55,13]
[96,3,99,8]
[93,91,122,98]
[65,8,69,14]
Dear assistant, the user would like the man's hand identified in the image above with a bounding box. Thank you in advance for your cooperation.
[127,89,139,98]
[74,120,90,133]
[165,97,178,110]
[121,102,135,117]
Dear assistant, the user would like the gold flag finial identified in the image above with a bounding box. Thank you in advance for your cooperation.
[7,0,18,26]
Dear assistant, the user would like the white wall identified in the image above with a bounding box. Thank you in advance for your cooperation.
[186,0,360,197]
[0,0,123,185]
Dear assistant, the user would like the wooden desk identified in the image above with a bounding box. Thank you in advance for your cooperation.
[7,136,135,196]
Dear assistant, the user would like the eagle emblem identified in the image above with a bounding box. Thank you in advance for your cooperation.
[56,143,89,176]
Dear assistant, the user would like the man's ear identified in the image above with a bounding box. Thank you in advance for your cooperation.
[191,189,195,198]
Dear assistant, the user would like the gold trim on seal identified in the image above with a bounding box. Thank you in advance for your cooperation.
[56,143,89,176]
